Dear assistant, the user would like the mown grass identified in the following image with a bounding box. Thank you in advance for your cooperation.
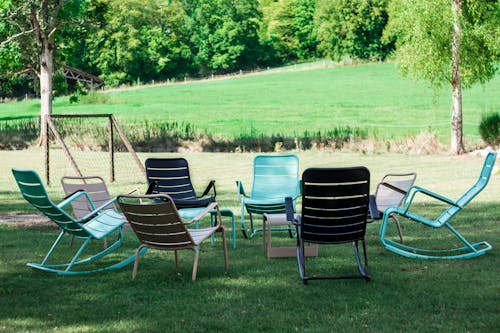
[0,150,499,332]
[1,63,498,144]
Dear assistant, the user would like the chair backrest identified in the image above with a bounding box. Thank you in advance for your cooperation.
[251,154,300,200]
[145,158,198,201]
[436,151,497,224]
[375,173,416,213]
[300,167,370,244]
[456,151,497,207]
[61,176,116,220]
[12,169,86,236]
[117,194,194,250]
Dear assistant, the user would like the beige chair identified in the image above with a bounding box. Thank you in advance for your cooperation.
[61,176,118,220]
[369,173,417,243]
[117,194,228,281]
[61,176,124,248]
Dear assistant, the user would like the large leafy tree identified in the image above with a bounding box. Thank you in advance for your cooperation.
[85,0,193,86]
[260,0,318,64]
[385,0,499,154]
[188,0,262,75]
[315,0,392,61]
[0,0,87,142]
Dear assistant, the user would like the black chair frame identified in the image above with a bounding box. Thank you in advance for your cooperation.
[286,167,371,284]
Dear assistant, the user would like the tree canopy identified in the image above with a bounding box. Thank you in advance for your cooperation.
[1,0,397,93]
[385,0,499,153]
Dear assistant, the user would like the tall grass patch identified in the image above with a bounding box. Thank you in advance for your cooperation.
[0,119,39,149]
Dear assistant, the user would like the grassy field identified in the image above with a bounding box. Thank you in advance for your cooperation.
[1,150,499,332]
[1,63,499,143]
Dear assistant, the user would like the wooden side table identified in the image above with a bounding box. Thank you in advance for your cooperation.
[263,213,318,259]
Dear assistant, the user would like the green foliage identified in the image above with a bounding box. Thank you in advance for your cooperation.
[316,0,392,61]
[189,0,262,75]
[85,0,194,86]
[479,112,500,146]
[78,91,110,104]
[260,0,318,63]
[385,0,499,88]
[52,69,68,97]
[68,81,88,104]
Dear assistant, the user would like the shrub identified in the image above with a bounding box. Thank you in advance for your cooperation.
[79,91,111,104]
[479,112,500,147]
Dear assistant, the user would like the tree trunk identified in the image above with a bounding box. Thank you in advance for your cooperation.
[450,0,464,154]
[38,39,54,145]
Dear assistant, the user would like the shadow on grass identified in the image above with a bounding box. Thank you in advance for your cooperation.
[0,201,498,332]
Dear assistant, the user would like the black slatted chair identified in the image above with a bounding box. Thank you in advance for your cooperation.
[145,158,216,209]
[286,167,371,284]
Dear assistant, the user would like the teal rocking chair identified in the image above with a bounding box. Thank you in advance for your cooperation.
[12,169,141,275]
[236,154,300,238]
[380,152,497,259]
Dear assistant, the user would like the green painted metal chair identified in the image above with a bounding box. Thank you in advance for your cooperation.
[380,152,497,259]
[236,154,300,238]
[12,168,141,275]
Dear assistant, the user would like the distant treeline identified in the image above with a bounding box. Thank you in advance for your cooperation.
[0,0,392,97]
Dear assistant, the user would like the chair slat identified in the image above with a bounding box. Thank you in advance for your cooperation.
[145,158,215,209]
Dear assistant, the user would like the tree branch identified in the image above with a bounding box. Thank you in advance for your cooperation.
[50,0,65,27]
[0,29,36,47]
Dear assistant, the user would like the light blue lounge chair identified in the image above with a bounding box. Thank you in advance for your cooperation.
[236,154,300,238]
[13,169,141,275]
[380,152,497,259]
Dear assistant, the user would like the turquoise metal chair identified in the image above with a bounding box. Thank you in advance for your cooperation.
[380,152,497,259]
[12,169,141,275]
[236,154,300,238]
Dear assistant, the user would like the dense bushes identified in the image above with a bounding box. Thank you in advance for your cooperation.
[479,112,500,147]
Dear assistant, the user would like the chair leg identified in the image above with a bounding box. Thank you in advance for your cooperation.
[174,250,179,268]
[391,214,404,244]
[42,231,66,265]
[296,236,307,284]
[358,240,370,281]
[262,216,267,252]
[132,245,144,280]
[220,226,229,270]
[64,237,92,273]
[192,249,199,281]
[249,212,255,237]
[241,205,248,239]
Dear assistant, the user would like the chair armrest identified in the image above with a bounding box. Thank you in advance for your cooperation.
[402,186,459,213]
[185,202,219,224]
[368,195,380,220]
[76,197,118,223]
[379,182,408,195]
[285,197,299,225]
[236,181,248,199]
[57,191,96,211]
[127,188,140,195]
[62,189,84,200]
[199,180,216,198]
[145,181,157,195]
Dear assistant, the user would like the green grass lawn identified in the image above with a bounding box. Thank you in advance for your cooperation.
[1,150,499,332]
[1,62,499,143]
